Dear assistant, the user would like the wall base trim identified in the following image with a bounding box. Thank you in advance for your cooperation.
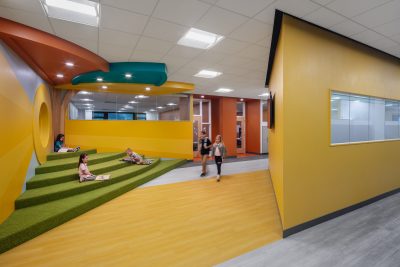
[283,188,400,238]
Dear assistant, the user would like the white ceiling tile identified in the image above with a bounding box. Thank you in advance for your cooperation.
[0,0,45,14]
[100,0,158,15]
[153,0,210,26]
[60,37,98,54]
[51,19,98,41]
[275,0,320,18]
[199,50,230,63]
[257,36,272,47]
[373,18,400,37]
[167,45,204,59]
[99,29,140,47]
[143,18,189,43]
[351,30,384,45]
[0,6,53,33]
[304,7,346,28]
[130,50,165,62]
[229,19,273,43]
[195,6,248,35]
[215,0,275,17]
[310,0,335,5]
[100,5,148,34]
[327,0,392,18]
[212,38,251,54]
[238,44,269,60]
[254,4,276,25]
[135,36,175,55]
[99,43,132,62]
[391,33,400,43]
[219,56,253,67]
[242,59,269,72]
[213,65,251,76]
[353,0,400,28]
[329,19,366,36]
[162,55,192,73]
[183,59,219,70]
[368,38,399,49]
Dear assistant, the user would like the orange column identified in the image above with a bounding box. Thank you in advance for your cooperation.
[245,100,261,154]
[218,98,237,157]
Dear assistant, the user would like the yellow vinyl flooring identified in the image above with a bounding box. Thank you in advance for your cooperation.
[0,170,282,267]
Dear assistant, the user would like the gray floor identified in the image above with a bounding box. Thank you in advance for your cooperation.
[140,158,268,187]
[216,191,400,267]
[179,154,268,168]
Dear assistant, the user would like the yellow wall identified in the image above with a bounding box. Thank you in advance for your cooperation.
[268,29,285,223]
[270,15,400,230]
[0,44,53,223]
[65,103,193,159]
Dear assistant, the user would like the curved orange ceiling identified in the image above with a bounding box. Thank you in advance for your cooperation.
[0,17,108,85]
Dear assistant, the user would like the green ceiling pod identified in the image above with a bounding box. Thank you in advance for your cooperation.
[72,62,168,86]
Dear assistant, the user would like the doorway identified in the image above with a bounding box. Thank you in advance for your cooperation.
[236,102,246,154]
[193,99,211,158]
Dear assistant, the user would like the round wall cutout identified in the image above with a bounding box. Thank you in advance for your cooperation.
[39,102,50,147]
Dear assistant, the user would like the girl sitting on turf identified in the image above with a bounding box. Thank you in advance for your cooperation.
[78,153,96,182]
[54,134,80,153]
[124,148,152,165]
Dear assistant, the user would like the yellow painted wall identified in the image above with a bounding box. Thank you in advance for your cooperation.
[65,99,193,160]
[0,45,53,223]
[273,15,400,230]
[268,29,285,223]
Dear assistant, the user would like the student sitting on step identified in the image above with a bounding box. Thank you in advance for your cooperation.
[54,134,80,153]
[78,153,96,182]
[123,148,152,165]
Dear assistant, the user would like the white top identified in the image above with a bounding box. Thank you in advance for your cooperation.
[79,163,90,179]
[215,146,221,156]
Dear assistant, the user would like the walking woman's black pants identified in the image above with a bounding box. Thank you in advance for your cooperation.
[215,156,222,175]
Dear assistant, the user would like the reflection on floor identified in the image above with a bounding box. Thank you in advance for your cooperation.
[143,158,268,187]
[217,191,400,267]
[192,153,264,162]
[0,170,281,267]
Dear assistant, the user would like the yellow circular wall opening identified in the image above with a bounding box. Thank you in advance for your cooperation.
[38,102,50,148]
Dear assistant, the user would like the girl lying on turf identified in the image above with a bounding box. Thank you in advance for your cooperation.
[123,148,152,165]
[78,153,96,182]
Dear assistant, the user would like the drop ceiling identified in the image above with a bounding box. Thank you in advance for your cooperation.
[1,0,400,98]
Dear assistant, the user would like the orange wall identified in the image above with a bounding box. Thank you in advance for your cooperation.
[219,98,237,157]
[245,100,261,153]
[211,98,220,140]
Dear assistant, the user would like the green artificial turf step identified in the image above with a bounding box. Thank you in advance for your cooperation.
[17,159,160,209]
[27,158,130,189]
[35,152,126,174]
[46,149,97,161]
[0,159,186,254]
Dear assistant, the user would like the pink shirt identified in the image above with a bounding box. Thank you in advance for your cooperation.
[79,163,90,179]
[215,146,221,156]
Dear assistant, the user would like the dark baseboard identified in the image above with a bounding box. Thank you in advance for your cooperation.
[283,187,400,238]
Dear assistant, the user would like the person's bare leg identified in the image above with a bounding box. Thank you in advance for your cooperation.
[201,155,207,175]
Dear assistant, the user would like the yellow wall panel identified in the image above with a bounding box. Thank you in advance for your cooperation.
[0,51,33,223]
[65,120,193,159]
[275,16,400,230]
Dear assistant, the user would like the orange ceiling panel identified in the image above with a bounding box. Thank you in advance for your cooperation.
[0,17,108,85]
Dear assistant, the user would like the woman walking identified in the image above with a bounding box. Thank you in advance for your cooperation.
[199,130,212,177]
[212,135,227,182]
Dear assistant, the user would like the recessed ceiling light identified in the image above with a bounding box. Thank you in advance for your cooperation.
[149,109,156,112]
[201,95,205,98]
[124,105,133,109]
[41,0,100,27]
[240,98,244,102]
[135,95,149,99]
[65,61,74,67]
[178,28,224,49]
[145,87,151,91]
[129,101,138,104]
[97,77,103,82]
[215,88,233,93]
[56,73,64,78]
[80,98,93,101]
[125,73,132,78]
[258,92,270,97]
[101,85,108,89]
[167,103,177,106]
[78,91,92,95]
[83,103,93,106]
[157,106,164,109]
[194,70,222,78]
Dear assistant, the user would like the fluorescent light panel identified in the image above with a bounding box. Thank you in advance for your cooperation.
[42,0,99,27]
[178,28,224,49]
[258,92,270,97]
[194,70,222,78]
[215,88,233,93]
[135,95,149,99]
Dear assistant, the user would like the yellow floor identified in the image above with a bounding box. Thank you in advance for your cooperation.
[0,170,282,267]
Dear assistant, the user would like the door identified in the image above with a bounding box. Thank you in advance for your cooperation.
[193,115,202,157]
[236,116,246,154]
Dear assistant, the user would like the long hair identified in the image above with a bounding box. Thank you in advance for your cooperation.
[78,153,88,169]
[215,135,225,146]
[56,134,64,142]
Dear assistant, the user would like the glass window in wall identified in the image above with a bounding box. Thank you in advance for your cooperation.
[331,93,350,144]
[237,102,244,116]
[69,91,190,121]
[262,101,268,123]
[202,101,210,123]
[349,95,369,142]
[384,101,400,140]
[368,98,385,141]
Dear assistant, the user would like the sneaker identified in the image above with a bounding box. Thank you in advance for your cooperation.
[217,175,220,182]
[200,173,205,177]
[75,146,80,152]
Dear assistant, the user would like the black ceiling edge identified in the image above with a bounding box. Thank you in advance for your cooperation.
[265,9,283,88]
[265,10,400,87]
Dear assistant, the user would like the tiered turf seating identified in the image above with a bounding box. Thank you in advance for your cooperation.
[0,149,186,253]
